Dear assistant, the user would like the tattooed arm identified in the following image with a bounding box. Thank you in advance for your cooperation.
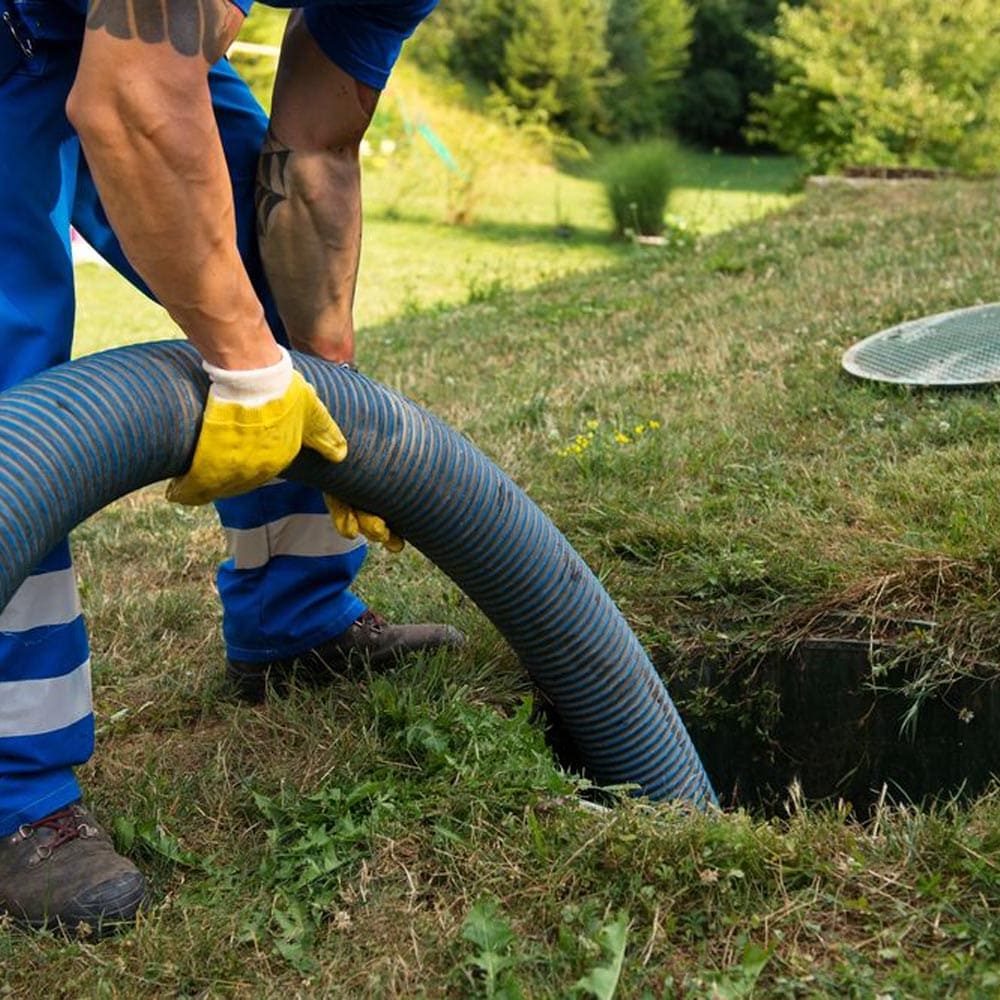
[66,0,281,370]
[255,12,380,364]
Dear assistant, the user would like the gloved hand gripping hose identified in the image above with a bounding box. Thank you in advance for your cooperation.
[0,343,717,808]
[165,346,399,549]
[165,345,348,505]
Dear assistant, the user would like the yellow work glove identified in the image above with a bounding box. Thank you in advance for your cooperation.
[325,496,405,553]
[167,346,347,505]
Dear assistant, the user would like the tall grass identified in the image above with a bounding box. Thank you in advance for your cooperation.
[598,140,676,237]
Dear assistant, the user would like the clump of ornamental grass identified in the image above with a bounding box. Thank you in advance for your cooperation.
[598,140,676,237]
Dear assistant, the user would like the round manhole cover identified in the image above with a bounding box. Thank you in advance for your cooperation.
[842,304,1000,386]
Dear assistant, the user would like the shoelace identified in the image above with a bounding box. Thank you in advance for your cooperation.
[356,609,387,633]
[23,807,86,854]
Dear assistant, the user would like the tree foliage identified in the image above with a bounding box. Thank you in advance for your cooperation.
[750,0,1000,175]
[501,0,610,135]
[412,0,692,139]
[675,0,797,148]
[606,0,693,139]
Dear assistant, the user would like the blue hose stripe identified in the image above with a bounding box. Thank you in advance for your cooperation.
[563,688,671,758]
[401,430,489,540]
[467,514,575,601]
[496,575,618,651]
[13,401,96,517]
[522,607,631,682]
[372,413,456,531]
[452,514,559,618]
[587,706,688,768]
[0,344,716,807]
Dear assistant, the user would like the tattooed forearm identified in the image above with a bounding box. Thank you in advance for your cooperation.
[86,0,230,60]
[255,140,293,238]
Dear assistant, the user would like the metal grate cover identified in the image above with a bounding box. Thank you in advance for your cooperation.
[842,304,1000,386]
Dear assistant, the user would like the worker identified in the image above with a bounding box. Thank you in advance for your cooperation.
[0,0,461,934]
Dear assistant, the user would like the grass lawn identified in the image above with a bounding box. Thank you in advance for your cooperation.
[72,141,800,350]
[11,174,999,996]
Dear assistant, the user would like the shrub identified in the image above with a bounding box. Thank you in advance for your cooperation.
[598,141,675,236]
[749,0,1000,176]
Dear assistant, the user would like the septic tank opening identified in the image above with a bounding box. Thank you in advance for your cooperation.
[536,636,999,818]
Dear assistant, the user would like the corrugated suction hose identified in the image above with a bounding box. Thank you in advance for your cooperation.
[0,342,716,808]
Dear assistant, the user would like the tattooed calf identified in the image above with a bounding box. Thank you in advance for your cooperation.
[256,142,293,238]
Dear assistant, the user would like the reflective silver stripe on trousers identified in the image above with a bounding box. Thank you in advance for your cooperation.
[225,512,365,570]
[0,568,82,633]
[0,660,92,738]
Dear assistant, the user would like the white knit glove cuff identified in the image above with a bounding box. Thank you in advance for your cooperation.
[202,346,294,407]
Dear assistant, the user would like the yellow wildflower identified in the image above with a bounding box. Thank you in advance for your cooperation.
[614,432,631,445]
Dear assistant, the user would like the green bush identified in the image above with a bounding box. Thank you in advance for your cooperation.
[599,141,675,236]
[749,0,1000,176]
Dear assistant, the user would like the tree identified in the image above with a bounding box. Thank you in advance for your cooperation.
[605,0,693,139]
[502,0,611,136]
[412,0,694,140]
[750,0,1000,175]
[675,0,799,149]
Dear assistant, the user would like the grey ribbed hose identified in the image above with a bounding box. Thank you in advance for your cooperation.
[0,342,716,807]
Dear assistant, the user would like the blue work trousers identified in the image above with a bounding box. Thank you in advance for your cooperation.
[0,39,366,837]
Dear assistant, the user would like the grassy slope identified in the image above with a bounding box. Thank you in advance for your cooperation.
[8,180,1000,996]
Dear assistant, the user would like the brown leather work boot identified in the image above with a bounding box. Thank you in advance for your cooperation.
[227,609,466,704]
[0,804,146,937]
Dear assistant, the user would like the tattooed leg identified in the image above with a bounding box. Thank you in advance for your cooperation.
[256,145,292,238]
[256,132,364,362]
[256,12,380,364]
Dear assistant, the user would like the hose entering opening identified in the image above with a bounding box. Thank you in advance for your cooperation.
[0,342,716,807]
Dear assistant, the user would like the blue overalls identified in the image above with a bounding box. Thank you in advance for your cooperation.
[0,0,434,837]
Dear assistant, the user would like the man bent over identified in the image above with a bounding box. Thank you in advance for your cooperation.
[0,0,460,934]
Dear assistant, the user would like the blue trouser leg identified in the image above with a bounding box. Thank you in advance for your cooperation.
[215,484,367,662]
[0,45,92,837]
[0,52,365,835]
